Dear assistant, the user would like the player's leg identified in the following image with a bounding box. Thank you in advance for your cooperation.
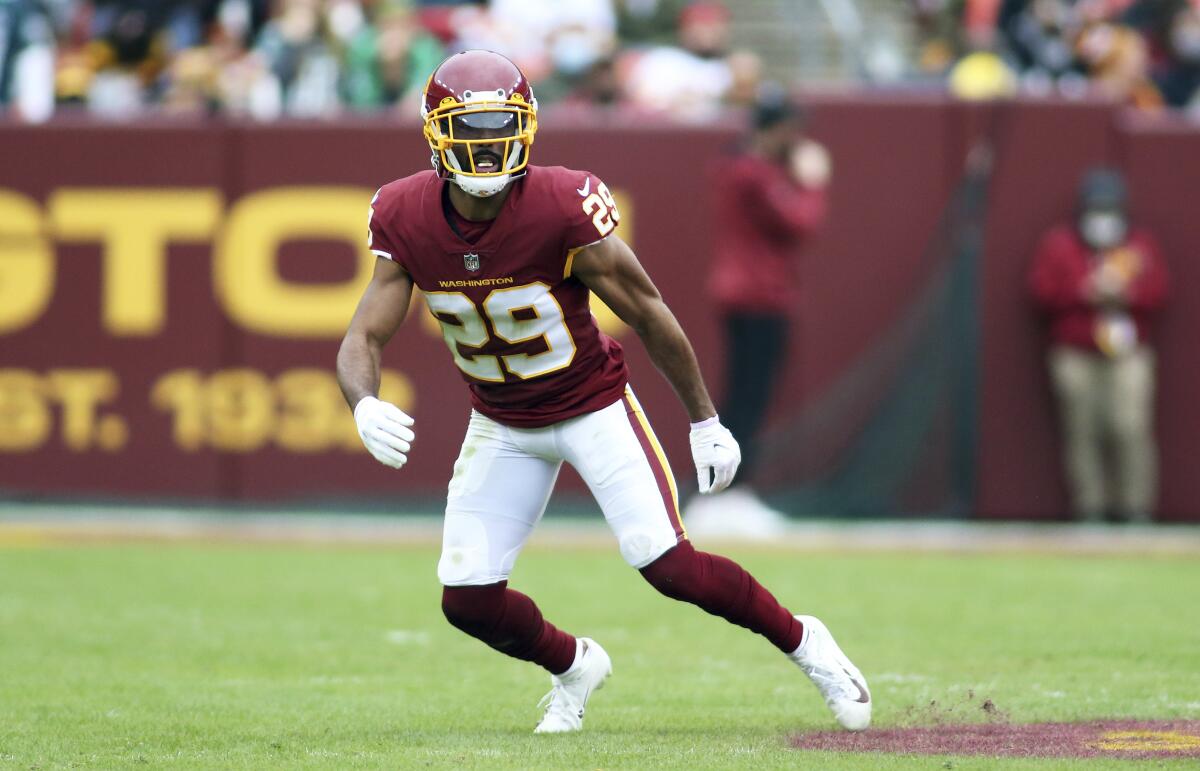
[438,410,576,675]
[437,410,612,734]
[563,388,800,646]
[561,386,870,731]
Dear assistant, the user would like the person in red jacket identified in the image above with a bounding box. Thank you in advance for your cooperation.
[1028,168,1169,523]
[686,85,830,535]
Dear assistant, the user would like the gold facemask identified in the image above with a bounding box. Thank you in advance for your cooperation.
[422,94,538,178]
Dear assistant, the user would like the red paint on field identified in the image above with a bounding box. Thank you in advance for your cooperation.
[792,719,1200,759]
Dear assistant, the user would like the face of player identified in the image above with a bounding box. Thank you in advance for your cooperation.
[447,110,520,175]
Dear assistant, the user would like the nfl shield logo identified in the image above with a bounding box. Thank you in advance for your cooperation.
[463,253,481,272]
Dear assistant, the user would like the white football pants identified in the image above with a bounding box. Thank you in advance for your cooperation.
[437,385,687,586]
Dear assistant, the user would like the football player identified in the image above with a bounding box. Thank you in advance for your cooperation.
[337,50,871,733]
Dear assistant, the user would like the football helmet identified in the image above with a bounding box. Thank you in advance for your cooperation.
[421,50,539,198]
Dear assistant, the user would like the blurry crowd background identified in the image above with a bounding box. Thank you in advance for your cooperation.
[2,0,1200,123]
[915,0,1200,112]
[0,0,758,122]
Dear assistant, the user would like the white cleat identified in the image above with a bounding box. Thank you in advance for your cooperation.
[789,615,871,731]
[533,637,612,734]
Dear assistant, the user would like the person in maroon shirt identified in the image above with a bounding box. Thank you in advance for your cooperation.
[687,85,830,535]
[1028,168,1169,523]
[336,51,870,735]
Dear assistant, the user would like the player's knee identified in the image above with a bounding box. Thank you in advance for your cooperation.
[618,529,677,568]
[639,540,701,602]
[437,512,493,585]
[441,583,505,635]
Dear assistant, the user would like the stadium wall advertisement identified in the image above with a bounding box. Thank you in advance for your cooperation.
[1,99,1197,521]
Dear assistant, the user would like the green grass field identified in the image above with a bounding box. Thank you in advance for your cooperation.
[3,538,1199,769]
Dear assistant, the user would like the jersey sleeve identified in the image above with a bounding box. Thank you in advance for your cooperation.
[367,186,410,269]
[560,170,622,253]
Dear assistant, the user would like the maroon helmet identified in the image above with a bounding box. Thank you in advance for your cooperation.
[421,50,539,196]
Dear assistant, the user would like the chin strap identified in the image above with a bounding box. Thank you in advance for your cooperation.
[445,142,527,198]
[453,173,511,198]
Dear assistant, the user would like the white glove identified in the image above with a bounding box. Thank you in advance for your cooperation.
[689,416,742,494]
[354,396,415,469]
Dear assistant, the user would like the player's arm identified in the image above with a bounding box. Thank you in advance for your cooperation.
[572,235,713,421]
[336,257,417,469]
[571,235,740,493]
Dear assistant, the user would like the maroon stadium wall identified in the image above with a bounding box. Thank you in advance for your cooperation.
[1,99,1196,520]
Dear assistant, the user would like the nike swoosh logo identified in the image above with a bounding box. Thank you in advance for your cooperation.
[845,669,870,703]
[577,177,590,197]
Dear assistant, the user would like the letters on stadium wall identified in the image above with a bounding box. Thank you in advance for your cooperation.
[1,105,1198,520]
[0,185,627,460]
[0,121,670,504]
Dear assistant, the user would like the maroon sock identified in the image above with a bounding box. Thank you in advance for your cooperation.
[441,582,577,674]
[640,540,804,653]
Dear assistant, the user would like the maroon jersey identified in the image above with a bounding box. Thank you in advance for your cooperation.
[369,165,629,427]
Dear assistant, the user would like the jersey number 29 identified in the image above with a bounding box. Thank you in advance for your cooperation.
[424,282,576,382]
[582,181,620,238]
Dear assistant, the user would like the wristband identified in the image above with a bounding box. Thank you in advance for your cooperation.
[690,415,720,430]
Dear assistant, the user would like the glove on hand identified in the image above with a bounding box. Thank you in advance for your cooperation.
[354,396,415,469]
[689,417,741,494]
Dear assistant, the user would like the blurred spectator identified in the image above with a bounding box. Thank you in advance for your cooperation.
[614,0,686,45]
[13,0,1200,121]
[444,5,538,76]
[1161,3,1200,110]
[555,53,621,108]
[254,0,341,118]
[997,0,1089,95]
[685,85,830,536]
[160,44,218,115]
[1075,20,1163,108]
[623,1,758,120]
[0,0,57,122]
[200,0,271,46]
[911,0,966,76]
[911,0,1199,109]
[1128,0,1200,110]
[206,0,280,119]
[85,0,175,118]
[1028,168,1169,523]
[453,0,615,103]
[342,1,443,113]
[725,49,762,108]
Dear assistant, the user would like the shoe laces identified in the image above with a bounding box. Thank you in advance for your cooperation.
[537,679,583,721]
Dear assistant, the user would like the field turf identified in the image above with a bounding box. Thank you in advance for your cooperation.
[2,537,1198,769]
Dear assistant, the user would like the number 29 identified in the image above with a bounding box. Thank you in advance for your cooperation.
[582,182,621,237]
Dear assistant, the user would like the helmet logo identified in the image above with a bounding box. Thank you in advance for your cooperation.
[463,253,481,272]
